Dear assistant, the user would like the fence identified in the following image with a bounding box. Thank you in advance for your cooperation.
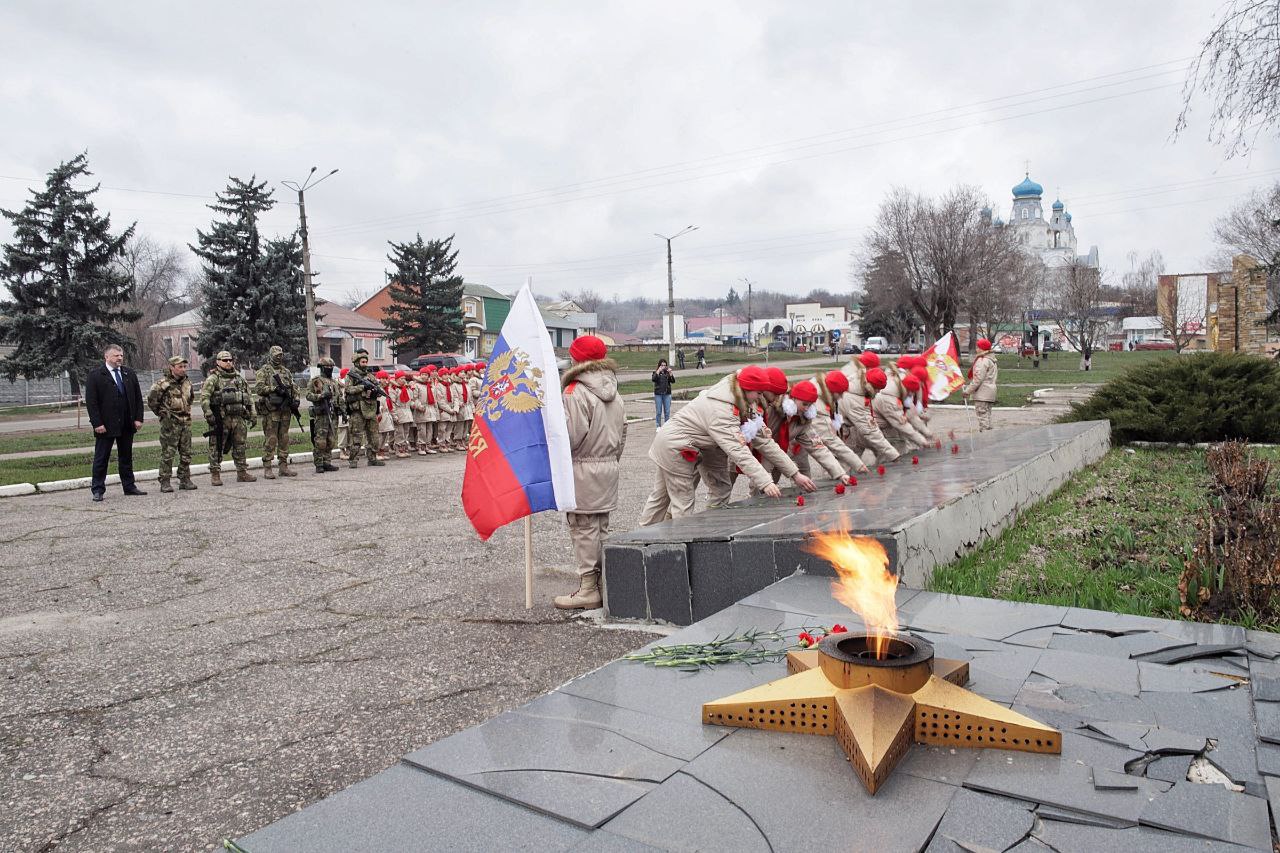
[0,369,208,408]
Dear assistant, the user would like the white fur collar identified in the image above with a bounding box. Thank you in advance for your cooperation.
[740,414,765,443]
[781,396,797,417]
[832,412,843,431]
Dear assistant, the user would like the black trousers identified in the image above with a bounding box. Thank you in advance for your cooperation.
[91,431,136,493]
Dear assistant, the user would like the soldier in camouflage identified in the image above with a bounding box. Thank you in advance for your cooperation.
[307,357,343,473]
[146,355,197,493]
[345,349,385,468]
[254,344,299,479]
[200,350,257,485]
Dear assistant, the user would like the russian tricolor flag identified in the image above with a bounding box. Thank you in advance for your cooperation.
[463,282,576,540]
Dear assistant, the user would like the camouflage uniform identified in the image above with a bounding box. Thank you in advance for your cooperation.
[253,345,299,478]
[200,351,257,484]
[146,355,196,492]
[345,351,385,467]
[306,358,343,473]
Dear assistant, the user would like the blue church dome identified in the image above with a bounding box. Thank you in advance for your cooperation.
[1012,175,1043,198]
[1064,211,1072,222]
[1051,198,1064,210]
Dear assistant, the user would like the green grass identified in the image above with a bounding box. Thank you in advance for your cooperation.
[0,402,85,420]
[928,446,1280,627]
[986,349,1175,385]
[0,422,307,455]
[609,349,824,370]
[0,434,314,486]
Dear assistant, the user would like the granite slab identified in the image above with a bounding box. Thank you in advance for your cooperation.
[1140,781,1271,849]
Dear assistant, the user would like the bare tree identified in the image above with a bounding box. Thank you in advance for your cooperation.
[1176,0,1280,157]
[1120,250,1164,317]
[1157,273,1211,353]
[1212,183,1280,322]
[113,234,191,368]
[965,249,1033,343]
[339,286,373,309]
[857,251,922,349]
[865,185,1023,339]
[1040,259,1110,369]
[556,288,603,312]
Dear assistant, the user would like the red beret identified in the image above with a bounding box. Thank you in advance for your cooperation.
[418,367,431,374]
[858,351,880,368]
[911,366,930,386]
[902,374,921,392]
[976,338,992,351]
[737,365,771,392]
[899,356,920,369]
[789,380,818,403]
[394,370,406,379]
[765,366,788,394]
[824,370,849,395]
[339,368,350,378]
[375,370,390,379]
[865,368,888,390]
[569,335,607,363]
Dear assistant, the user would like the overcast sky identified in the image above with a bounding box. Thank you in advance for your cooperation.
[3,1,1277,307]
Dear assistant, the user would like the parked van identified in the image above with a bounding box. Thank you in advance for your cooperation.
[864,337,888,353]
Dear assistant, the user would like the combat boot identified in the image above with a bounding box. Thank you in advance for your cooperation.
[315,464,327,474]
[209,469,223,486]
[349,458,359,469]
[370,457,387,466]
[279,461,298,477]
[159,479,174,493]
[237,469,257,482]
[554,571,603,610]
[321,462,340,472]
[263,462,276,480]
[178,480,198,491]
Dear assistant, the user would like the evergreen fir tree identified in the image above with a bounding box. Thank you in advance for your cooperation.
[0,153,140,396]
[190,177,309,368]
[382,233,465,355]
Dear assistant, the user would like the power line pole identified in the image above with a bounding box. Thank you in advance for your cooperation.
[741,277,754,350]
[282,167,339,376]
[655,225,698,366]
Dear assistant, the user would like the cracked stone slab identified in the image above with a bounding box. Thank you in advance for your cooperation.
[1092,768,1140,790]
[897,593,1068,643]
[962,732,1161,823]
[1137,643,1247,666]
[569,830,667,852]
[1034,819,1258,852]
[1245,630,1280,660]
[1016,684,1159,727]
[1035,804,1135,829]
[676,729,958,852]
[1253,701,1280,746]
[599,771,772,852]
[235,763,588,851]
[1146,754,1194,784]
[1141,727,1209,756]
[963,645,1044,705]
[1047,631,1195,661]
[1138,661,1240,694]
[1255,743,1280,777]
[403,690,725,828]
[1032,649,1141,696]
[1143,689,1260,790]
[921,789,1033,853]
[1139,781,1271,849]
[734,572,922,617]
[1251,675,1280,702]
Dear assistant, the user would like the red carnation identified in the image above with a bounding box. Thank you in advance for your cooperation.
[679,448,698,463]
[850,476,857,486]
[831,624,848,634]
[798,632,817,648]
[835,484,846,495]
[951,444,959,454]
[912,455,919,465]
[877,465,885,476]
[796,496,805,506]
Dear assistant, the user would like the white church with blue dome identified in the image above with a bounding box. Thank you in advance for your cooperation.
[990,172,1100,270]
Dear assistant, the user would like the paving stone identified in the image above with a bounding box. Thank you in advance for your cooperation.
[1047,631,1194,660]
[1035,805,1133,829]
[1034,819,1256,852]
[1244,630,1280,660]
[599,770,772,852]
[643,544,692,625]
[1142,726,1209,756]
[924,789,1034,853]
[1146,754,1194,784]
[686,541,737,622]
[1138,643,1247,666]
[1032,649,1141,696]
[235,764,588,852]
[1251,675,1280,702]
[1143,688,1260,790]
[679,728,958,852]
[403,690,722,828]
[1139,781,1271,849]
[1255,743,1280,777]
[896,740,983,787]
[898,593,1068,642]
[1060,608,1173,634]
[1002,626,1077,649]
[962,732,1159,822]
[603,545,648,619]
[1138,661,1240,694]
[1265,777,1280,844]
[965,646,1044,705]
[1081,721,1150,751]
[1092,768,1140,790]
[1254,701,1280,745]
[1004,840,1056,853]
[1021,684,1160,725]
[571,831,667,852]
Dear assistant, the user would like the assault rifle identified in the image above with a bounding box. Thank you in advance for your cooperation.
[310,386,336,443]
[202,407,227,457]
[348,371,383,413]
[273,372,303,429]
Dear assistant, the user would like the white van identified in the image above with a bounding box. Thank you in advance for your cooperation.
[865,337,888,353]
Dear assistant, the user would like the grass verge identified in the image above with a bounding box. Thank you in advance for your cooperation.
[608,349,821,370]
[927,446,1280,628]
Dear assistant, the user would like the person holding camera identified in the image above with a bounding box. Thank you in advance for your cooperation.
[651,358,676,426]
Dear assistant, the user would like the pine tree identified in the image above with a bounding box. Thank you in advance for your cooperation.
[382,233,465,355]
[0,153,140,396]
[190,177,308,368]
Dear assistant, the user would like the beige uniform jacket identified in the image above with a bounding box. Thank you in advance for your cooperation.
[812,396,869,474]
[409,379,433,422]
[764,392,846,480]
[649,373,773,491]
[872,385,930,447]
[437,381,458,420]
[962,353,998,403]
[391,383,414,424]
[562,360,627,513]
[453,381,472,419]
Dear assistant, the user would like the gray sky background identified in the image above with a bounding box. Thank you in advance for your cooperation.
[3,1,1277,307]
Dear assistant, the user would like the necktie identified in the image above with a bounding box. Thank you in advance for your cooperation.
[112,368,124,395]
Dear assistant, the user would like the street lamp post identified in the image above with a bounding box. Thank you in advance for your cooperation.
[655,225,698,367]
[282,166,339,376]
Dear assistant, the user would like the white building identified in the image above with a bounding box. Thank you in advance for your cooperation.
[1122,316,1164,347]
[748,303,860,349]
[989,172,1100,270]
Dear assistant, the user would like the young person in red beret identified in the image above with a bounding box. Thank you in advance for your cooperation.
[838,350,900,464]
[962,338,998,431]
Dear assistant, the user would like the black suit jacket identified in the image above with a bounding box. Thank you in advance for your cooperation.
[85,364,144,437]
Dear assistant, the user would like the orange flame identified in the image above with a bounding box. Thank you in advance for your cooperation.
[804,531,898,659]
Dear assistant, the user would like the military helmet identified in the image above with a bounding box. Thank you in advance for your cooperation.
[269,345,284,356]
[216,350,234,361]
[318,357,335,367]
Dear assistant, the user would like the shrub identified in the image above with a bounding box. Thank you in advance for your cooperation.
[1060,352,1280,444]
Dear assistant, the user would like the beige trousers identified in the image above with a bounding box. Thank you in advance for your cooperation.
[845,409,900,464]
[567,511,610,578]
[638,465,698,526]
[975,401,994,431]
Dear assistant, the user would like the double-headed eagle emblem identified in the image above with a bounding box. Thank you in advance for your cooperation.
[480,347,544,422]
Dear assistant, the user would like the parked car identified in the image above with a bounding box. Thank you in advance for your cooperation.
[841,343,862,355]
[904,342,923,354]
[410,352,467,370]
[1135,339,1176,351]
[765,341,789,351]
[864,337,888,353]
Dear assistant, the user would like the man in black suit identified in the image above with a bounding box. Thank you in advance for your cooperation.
[84,344,147,501]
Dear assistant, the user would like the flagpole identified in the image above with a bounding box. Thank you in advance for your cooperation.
[524,514,534,608]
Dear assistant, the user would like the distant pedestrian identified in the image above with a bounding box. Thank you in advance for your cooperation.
[652,358,675,426]
[85,344,147,502]
[962,338,998,431]
[696,346,706,369]
[676,347,686,369]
